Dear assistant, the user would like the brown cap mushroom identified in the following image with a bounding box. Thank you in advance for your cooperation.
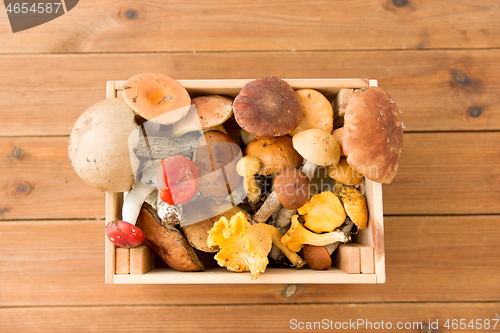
[290,89,334,136]
[302,245,332,270]
[68,98,137,192]
[343,86,403,184]
[253,167,310,223]
[292,128,341,179]
[196,130,242,202]
[233,76,302,137]
[245,136,303,176]
[172,95,233,137]
[122,73,191,124]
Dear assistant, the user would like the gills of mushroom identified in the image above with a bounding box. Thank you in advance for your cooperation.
[253,167,310,224]
[236,155,262,209]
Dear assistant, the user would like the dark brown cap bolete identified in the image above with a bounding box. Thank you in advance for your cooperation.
[233,76,302,137]
[343,86,403,184]
[122,73,191,124]
[253,167,310,224]
[245,136,303,176]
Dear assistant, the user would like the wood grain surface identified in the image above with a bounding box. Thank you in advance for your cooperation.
[1,50,499,136]
[1,0,499,331]
[1,0,499,53]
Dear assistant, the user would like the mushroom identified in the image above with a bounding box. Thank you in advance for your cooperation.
[236,155,263,209]
[207,211,305,279]
[253,167,311,224]
[292,128,341,180]
[281,215,350,252]
[290,89,334,136]
[68,98,137,192]
[333,88,354,129]
[195,130,243,203]
[270,129,341,236]
[297,191,346,233]
[342,86,404,183]
[326,157,364,186]
[303,219,354,270]
[245,136,303,176]
[334,183,368,230]
[172,95,233,137]
[181,203,249,253]
[233,76,302,137]
[122,73,191,125]
[137,204,204,272]
[240,129,257,146]
[157,154,200,205]
[332,127,345,156]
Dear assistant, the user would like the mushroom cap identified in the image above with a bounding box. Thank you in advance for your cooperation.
[290,89,334,136]
[233,76,302,137]
[332,127,345,156]
[68,98,137,192]
[172,95,233,137]
[196,130,242,200]
[273,167,311,210]
[343,86,403,184]
[236,155,262,177]
[292,128,341,166]
[326,157,364,186]
[302,245,332,270]
[245,136,303,175]
[122,73,191,124]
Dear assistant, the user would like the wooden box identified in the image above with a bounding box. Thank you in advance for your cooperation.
[104,79,385,284]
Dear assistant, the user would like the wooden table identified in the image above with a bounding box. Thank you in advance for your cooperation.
[1,1,499,331]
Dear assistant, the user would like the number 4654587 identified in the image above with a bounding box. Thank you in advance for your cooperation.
[443,318,498,330]
[6,2,62,14]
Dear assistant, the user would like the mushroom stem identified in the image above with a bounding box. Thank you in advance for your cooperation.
[253,191,280,223]
[301,160,317,180]
[268,225,305,269]
[122,185,155,225]
[324,220,355,255]
[236,155,262,208]
[281,215,350,252]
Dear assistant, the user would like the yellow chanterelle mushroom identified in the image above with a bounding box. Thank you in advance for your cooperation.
[207,211,304,280]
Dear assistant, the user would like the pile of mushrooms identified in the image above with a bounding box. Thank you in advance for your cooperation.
[68,73,403,278]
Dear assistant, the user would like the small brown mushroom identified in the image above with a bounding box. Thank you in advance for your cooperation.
[245,136,303,176]
[253,167,310,223]
[233,76,302,137]
[172,95,233,137]
[122,73,191,124]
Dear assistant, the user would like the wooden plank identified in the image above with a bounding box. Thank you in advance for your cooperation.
[1,302,499,333]
[0,137,104,220]
[129,244,153,275]
[383,132,500,215]
[0,216,498,306]
[1,0,500,53]
[336,244,361,274]
[2,132,498,220]
[114,247,129,274]
[1,50,500,136]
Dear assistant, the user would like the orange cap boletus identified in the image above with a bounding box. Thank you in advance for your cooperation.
[233,76,302,137]
[343,87,403,184]
[122,73,191,124]
[245,136,303,176]
[172,95,233,137]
